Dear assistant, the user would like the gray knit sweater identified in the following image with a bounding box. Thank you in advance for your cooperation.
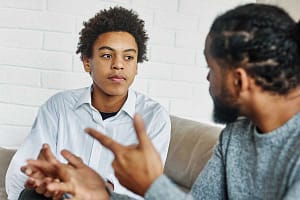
[112,113,300,200]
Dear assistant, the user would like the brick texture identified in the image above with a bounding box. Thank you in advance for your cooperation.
[0,0,262,147]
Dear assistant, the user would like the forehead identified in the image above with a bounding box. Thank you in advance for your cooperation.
[94,31,138,50]
[204,35,225,73]
[204,35,212,59]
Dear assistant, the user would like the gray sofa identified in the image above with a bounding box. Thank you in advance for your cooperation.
[0,147,15,200]
[0,115,222,199]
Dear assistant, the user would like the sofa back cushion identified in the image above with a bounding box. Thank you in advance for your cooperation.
[0,147,16,200]
[164,116,222,191]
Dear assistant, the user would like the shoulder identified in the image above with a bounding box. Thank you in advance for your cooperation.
[133,90,169,116]
[131,90,170,129]
[219,118,253,146]
[49,87,86,100]
[42,87,88,109]
[222,117,252,135]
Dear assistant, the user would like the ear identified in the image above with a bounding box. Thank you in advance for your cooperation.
[83,56,91,73]
[232,68,251,96]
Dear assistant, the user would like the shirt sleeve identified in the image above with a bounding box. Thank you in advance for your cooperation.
[5,97,59,200]
[148,108,171,166]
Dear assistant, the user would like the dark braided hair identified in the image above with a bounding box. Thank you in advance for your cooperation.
[76,6,148,63]
[209,3,300,94]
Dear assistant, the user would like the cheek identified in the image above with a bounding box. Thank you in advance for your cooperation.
[208,72,216,87]
[128,64,138,75]
[208,74,220,97]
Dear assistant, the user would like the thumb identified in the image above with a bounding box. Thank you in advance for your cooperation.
[47,182,74,196]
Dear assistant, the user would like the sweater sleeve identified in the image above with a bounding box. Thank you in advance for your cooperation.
[190,134,227,200]
[283,181,300,200]
[142,130,228,200]
[283,159,300,200]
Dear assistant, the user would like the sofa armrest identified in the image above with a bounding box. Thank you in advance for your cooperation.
[0,147,16,200]
[164,116,222,191]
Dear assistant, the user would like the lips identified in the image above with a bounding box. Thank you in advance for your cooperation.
[108,74,126,82]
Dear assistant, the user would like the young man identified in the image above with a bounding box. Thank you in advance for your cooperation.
[6,6,171,200]
[23,3,300,200]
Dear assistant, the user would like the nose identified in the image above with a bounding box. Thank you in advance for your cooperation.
[112,56,124,70]
[206,71,210,82]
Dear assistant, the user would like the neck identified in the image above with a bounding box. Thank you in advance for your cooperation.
[247,87,300,133]
[91,87,128,113]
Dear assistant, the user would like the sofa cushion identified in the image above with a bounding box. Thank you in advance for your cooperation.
[0,147,16,200]
[164,116,222,191]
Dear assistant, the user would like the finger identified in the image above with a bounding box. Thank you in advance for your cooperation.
[21,165,41,179]
[21,165,32,175]
[37,144,46,160]
[133,113,151,148]
[52,190,64,200]
[43,177,56,197]
[85,128,124,155]
[60,150,84,168]
[111,159,119,171]
[24,177,36,189]
[47,182,75,196]
[35,181,47,195]
[41,144,57,164]
[27,159,57,178]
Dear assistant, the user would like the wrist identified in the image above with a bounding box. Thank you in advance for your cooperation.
[139,173,163,196]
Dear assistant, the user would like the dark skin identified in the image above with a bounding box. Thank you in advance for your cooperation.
[23,144,109,200]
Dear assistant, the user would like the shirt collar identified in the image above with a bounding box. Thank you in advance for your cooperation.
[120,89,136,119]
[74,86,136,119]
[74,86,92,109]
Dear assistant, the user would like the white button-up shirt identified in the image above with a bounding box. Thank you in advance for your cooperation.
[6,86,171,200]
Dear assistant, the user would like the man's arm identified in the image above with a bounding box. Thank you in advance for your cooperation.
[87,114,227,200]
[85,114,164,196]
[284,181,300,199]
[283,159,300,200]
[106,108,171,199]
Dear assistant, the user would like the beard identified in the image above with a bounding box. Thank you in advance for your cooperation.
[211,93,240,124]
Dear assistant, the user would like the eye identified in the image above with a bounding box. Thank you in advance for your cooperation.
[124,55,134,60]
[101,54,112,59]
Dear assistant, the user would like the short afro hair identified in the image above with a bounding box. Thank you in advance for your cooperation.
[76,6,148,63]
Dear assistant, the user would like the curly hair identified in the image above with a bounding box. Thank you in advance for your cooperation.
[209,3,300,94]
[76,6,148,63]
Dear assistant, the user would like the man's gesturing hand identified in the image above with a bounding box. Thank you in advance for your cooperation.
[85,113,164,196]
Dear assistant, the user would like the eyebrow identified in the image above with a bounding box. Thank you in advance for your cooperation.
[98,46,137,53]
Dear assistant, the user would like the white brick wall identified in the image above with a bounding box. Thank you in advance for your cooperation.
[0,0,258,148]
